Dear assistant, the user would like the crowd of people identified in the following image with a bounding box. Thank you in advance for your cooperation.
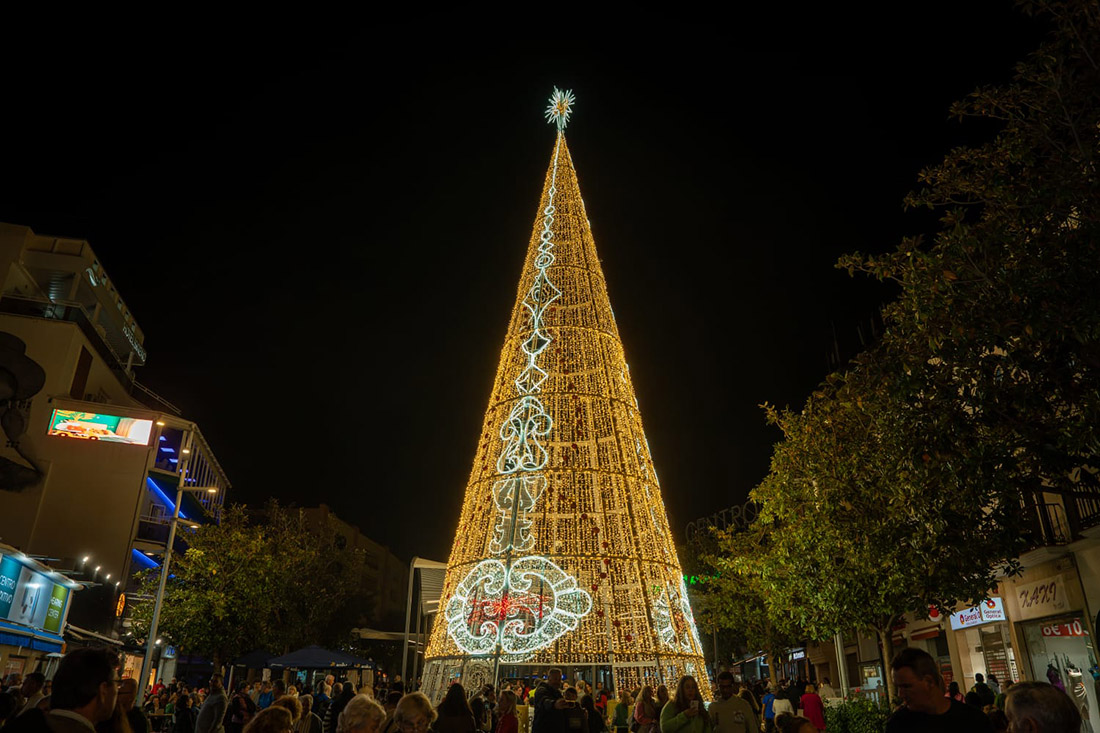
[0,647,1090,733]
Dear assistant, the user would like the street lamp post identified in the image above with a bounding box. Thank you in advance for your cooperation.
[137,431,207,703]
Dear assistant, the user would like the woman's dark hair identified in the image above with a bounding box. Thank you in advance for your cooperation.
[438,683,472,716]
[52,647,120,710]
[948,681,960,695]
[965,691,983,707]
[987,709,1009,732]
[580,694,598,717]
[470,696,485,721]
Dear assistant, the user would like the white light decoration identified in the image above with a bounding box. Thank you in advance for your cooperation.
[545,87,575,131]
[423,90,708,702]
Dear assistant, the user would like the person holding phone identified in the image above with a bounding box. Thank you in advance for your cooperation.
[658,677,709,733]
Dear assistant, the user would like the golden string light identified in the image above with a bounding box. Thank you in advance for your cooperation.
[422,105,708,700]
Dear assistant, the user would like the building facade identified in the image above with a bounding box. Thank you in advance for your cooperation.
[0,223,229,677]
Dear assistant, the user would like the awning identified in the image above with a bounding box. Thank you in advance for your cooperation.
[415,559,447,616]
[267,645,375,670]
[65,624,123,647]
[0,619,65,653]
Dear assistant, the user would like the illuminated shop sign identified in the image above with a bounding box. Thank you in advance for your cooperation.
[950,597,1006,630]
[0,554,71,634]
[48,409,153,446]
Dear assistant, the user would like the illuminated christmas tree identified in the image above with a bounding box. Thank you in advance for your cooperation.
[421,89,708,700]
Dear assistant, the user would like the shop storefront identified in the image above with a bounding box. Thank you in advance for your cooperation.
[948,596,1021,689]
[1002,560,1100,733]
[0,545,80,677]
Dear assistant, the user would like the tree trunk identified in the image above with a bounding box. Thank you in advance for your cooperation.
[767,652,780,684]
[876,626,897,704]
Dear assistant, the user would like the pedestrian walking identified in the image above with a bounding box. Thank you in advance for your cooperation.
[393,694,435,733]
[495,691,518,733]
[709,673,756,733]
[796,686,823,732]
[434,685,476,733]
[885,648,992,732]
[579,695,605,733]
[296,696,322,733]
[1004,682,1080,732]
[196,676,229,733]
[611,690,631,733]
[657,677,709,733]
[337,695,385,733]
[231,682,258,733]
[532,670,568,733]
[631,687,657,733]
[325,686,356,733]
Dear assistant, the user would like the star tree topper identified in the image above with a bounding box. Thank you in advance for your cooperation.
[545,87,575,131]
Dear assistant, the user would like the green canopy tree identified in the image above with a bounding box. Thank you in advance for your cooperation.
[130,501,366,669]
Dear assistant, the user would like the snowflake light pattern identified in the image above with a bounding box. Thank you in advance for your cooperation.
[545,87,575,131]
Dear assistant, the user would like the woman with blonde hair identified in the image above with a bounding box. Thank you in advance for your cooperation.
[495,690,518,733]
[632,686,657,733]
[658,677,709,733]
[394,693,437,733]
[338,694,386,733]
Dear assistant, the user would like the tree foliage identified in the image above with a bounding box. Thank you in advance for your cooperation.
[703,0,1100,699]
[130,502,366,669]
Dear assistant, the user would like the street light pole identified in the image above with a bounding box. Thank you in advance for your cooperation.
[137,431,193,704]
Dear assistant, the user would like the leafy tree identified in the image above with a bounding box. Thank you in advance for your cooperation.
[695,530,803,678]
[839,0,1100,528]
[130,502,365,669]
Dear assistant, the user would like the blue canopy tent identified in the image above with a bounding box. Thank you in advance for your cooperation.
[267,645,375,670]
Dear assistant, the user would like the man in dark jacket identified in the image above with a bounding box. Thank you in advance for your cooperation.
[532,669,570,733]
[8,647,120,733]
[970,673,996,708]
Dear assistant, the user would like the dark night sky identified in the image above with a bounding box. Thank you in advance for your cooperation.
[0,8,1043,562]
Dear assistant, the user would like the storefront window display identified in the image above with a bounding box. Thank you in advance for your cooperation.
[1021,616,1100,733]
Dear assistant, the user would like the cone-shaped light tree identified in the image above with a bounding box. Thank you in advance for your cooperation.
[421,90,708,700]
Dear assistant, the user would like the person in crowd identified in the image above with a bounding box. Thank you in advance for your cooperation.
[324,686,356,733]
[769,685,792,720]
[259,684,276,712]
[795,685,822,732]
[271,698,302,725]
[772,714,814,733]
[274,684,287,702]
[986,709,1008,733]
[117,680,148,733]
[435,685,476,733]
[814,678,835,700]
[658,677,709,733]
[379,693,402,733]
[579,695,605,733]
[496,690,519,733]
[1004,681,1081,733]
[532,669,569,733]
[651,686,668,717]
[176,694,199,733]
[196,675,228,733]
[994,680,1012,711]
[944,681,963,703]
[18,675,46,717]
[561,688,585,733]
[469,698,488,733]
[243,708,293,733]
[631,687,657,733]
[10,649,119,733]
[709,672,756,733]
[965,691,983,708]
[760,685,776,733]
[393,693,436,733]
[884,648,993,732]
[611,690,630,733]
[231,682,258,733]
[592,685,607,721]
[313,686,332,725]
[336,695,384,733]
[970,674,995,708]
[295,695,322,733]
[249,684,262,707]
[985,675,1001,696]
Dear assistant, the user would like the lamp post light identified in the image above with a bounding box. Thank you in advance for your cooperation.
[137,431,220,703]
